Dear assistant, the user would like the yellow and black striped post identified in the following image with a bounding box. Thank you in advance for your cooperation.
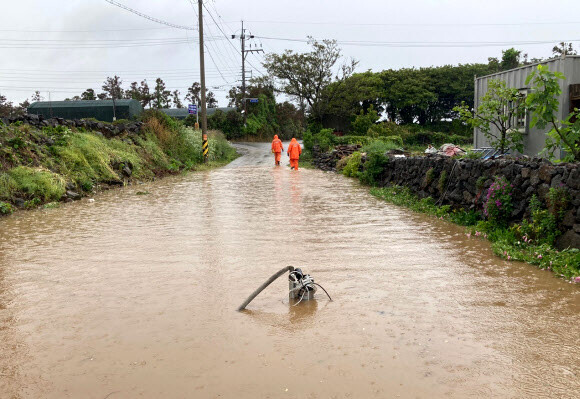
[202,134,209,162]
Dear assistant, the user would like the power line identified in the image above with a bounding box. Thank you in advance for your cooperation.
[183,1,238,85]
[0,37,224,43]
[0,27,174,33]
[207,2,243,67]
[201,4,265,78]
[103,0,194,31]
[243,19,580,28]
[0,67,238,73]
[256,36,580,48]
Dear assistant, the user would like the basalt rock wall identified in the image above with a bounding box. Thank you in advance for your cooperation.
[313,146,580,249]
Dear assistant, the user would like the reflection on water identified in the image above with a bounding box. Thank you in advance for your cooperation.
[0,142,579,399]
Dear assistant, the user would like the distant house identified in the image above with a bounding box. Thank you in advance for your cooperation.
[473,56,580,159]
[159,107,235,120]
[28,99,143,123]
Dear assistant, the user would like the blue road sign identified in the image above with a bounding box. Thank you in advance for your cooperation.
[188,104,197,114]
[249,98,259,103]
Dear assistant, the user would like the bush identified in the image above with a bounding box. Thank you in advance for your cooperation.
[303,130,314,152]
[0,201,13,215]
[351,105,379,136]
[361,139,399,154]
[359,141,389,185]
[547,186,570,220]
[514,195,560,246]
[341,152,362,177]
[313,128,335,152]
[483,176,513,226]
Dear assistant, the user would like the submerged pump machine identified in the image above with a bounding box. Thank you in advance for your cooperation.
[237,266,332,311]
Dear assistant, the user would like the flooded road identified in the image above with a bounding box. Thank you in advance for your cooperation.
[1,142,579,398]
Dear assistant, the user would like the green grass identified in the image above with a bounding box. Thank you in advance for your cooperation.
[0,166,65,203]
[0,115,238,211]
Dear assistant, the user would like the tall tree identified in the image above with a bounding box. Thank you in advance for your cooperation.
[31,91,44,102]
[153,78,171,108]
[185,82,218,108]
[172,90,183,108]
[125,82,141,101]
[500,48,521,71]
[102,75,124,101]
[552,42,577,57]
[0,94,13,117]
[81,88,96,100]
[263,38,357,119]
[139,80,151,108]
[227,77,274,109]
[206,91,218,108]
[185,82,201,105]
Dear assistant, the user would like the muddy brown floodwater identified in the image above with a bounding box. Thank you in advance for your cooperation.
[1,142,579,398]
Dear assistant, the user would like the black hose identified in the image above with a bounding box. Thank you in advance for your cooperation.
[237,266,295,311]
[313,283,332,301]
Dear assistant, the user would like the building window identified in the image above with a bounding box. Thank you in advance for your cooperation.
[570,84,580,123]
[517,89,528,133]
[505,89,528,134]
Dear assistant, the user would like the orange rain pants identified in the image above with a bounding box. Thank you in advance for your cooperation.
[271,135,284,165]
[287,138,302,170]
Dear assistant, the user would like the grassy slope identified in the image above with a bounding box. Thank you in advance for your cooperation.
[0,114,237,213]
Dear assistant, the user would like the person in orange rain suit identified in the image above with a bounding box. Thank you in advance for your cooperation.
[271,135,284,166]
[287,138,302,170]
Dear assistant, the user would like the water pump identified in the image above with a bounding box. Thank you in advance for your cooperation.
[288,268,316,304]
[237,266,332,311]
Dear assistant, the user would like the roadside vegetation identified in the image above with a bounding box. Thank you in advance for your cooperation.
[329,140,580,281]
[311,61,580,282]
[369,185,580,281]
[0,110,237,214]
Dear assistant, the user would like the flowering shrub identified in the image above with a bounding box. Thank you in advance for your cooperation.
[483,176,513,225]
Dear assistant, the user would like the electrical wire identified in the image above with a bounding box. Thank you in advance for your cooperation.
[256,36,580,48]
[243,19,580,28]
[0,27,174,33]
[103,0,194,31]
[201,4,265,78]
[183,1,238,85]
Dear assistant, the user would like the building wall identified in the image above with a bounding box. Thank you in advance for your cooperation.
[474,56,580,159]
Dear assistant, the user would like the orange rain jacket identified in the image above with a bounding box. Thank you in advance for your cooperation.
[271,135,284,153]
[287,138,302,160]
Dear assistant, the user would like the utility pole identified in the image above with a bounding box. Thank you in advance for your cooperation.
[232,21,263,124]
[198,0,208,162]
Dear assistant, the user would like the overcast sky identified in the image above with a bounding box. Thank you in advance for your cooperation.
[1,0,580,106]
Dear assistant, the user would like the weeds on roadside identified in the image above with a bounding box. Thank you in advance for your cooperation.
[370,185,580,281]
[0,112,238,213]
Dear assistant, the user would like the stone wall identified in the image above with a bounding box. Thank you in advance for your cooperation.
[312,146,580,249]
[1,114,144,138]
